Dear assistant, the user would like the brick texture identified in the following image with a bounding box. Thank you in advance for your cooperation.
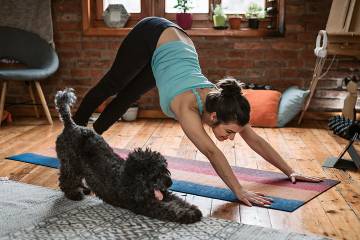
[4,0,359,115]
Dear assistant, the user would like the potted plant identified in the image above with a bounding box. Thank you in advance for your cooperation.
[245,3,265,29]
[212,4,227,29]
[174,0,193,30]
[228,14,242,30]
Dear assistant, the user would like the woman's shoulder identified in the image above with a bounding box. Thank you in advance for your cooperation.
[157,27,194,48]
[171,91,199,116]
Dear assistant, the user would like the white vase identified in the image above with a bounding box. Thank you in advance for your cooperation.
[122,107,138,121]
[103,4,130,28]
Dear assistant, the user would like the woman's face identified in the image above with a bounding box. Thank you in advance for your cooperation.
[211,122,243,141]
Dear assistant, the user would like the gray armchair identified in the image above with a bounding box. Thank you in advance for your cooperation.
[0,26,59,126]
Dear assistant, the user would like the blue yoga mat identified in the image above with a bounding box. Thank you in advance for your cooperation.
[7,153,60,168]
[5,153,317,212]
[171,180,303,211]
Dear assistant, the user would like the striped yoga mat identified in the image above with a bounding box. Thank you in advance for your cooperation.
[7,147,339,212]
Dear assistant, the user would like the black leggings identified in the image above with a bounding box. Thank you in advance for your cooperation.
[73,17,184,134]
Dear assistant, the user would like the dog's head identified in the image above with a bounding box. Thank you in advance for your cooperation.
[124,148,172,202]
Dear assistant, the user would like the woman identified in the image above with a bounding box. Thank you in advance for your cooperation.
[73,17,321,207]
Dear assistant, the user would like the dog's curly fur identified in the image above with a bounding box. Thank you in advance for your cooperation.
[55,88,202,224]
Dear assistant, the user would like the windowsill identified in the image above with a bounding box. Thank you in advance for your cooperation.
[83,26,283,37]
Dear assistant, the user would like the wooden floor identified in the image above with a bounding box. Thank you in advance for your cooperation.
[0,118,359,240]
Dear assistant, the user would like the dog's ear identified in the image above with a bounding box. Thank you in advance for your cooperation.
[124,173,154,203]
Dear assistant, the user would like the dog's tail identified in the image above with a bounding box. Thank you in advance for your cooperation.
[55,88,77,128]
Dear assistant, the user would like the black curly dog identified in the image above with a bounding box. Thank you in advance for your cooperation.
[55,88,202,224]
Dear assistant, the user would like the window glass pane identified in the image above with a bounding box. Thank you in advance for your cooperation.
[103,0,141,13]
[165,0,208,13]
[222,0,265,14]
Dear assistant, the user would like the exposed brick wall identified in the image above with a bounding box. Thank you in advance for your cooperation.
[5,0,359,115]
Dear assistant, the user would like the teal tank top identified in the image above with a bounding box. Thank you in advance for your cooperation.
[151,41,215,119]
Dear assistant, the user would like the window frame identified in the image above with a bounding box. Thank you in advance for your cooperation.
[82,0,285,37]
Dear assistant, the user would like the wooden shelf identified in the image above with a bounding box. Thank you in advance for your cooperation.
[83,26,282,37]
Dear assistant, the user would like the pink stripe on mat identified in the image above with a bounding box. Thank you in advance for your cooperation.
[114,148,333,192]
[168,160,329,192]
[171,169,319,201]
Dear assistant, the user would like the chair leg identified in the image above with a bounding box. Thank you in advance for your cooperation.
[34,81,53,125]
[27,82,40,118]
[0,80,7,128]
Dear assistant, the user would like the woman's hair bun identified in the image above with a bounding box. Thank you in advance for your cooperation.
[217,77,242,97]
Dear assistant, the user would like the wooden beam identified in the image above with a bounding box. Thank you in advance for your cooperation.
[328,43,360,57]
[82,0,91,33]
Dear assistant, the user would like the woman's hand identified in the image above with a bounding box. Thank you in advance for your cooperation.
[235,188,273,207]
[288,172,323,184]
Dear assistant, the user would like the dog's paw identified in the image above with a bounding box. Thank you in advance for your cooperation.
[178,206,202,224]
[65,191,85,201]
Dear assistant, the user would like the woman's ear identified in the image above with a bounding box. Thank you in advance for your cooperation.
[210,112,217,122]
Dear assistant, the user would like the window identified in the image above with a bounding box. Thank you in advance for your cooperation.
[83,0,284,37]
[222,0,265,14]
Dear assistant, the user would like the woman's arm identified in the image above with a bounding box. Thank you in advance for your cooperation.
[175,108,272,206]
[239,125,322,183]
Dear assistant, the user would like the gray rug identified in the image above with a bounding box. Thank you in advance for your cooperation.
[0,179,330,240]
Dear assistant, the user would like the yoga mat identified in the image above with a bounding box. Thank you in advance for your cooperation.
[7,148,340,212]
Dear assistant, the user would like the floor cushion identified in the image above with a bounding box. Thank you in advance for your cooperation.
[277,86,310,127]
[243,89,281,127]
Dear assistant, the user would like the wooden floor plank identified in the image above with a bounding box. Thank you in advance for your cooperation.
[124,119,161,149]
[0,125,36,145]
[210,200,241,221]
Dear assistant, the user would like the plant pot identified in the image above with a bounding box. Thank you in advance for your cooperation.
[1,110,12,124]
[96,101,107,113]
[228,17,242,30]
[176,13,192,30]
[248,18,260,29]
[213,15,227,27]
[122,107,138,121]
